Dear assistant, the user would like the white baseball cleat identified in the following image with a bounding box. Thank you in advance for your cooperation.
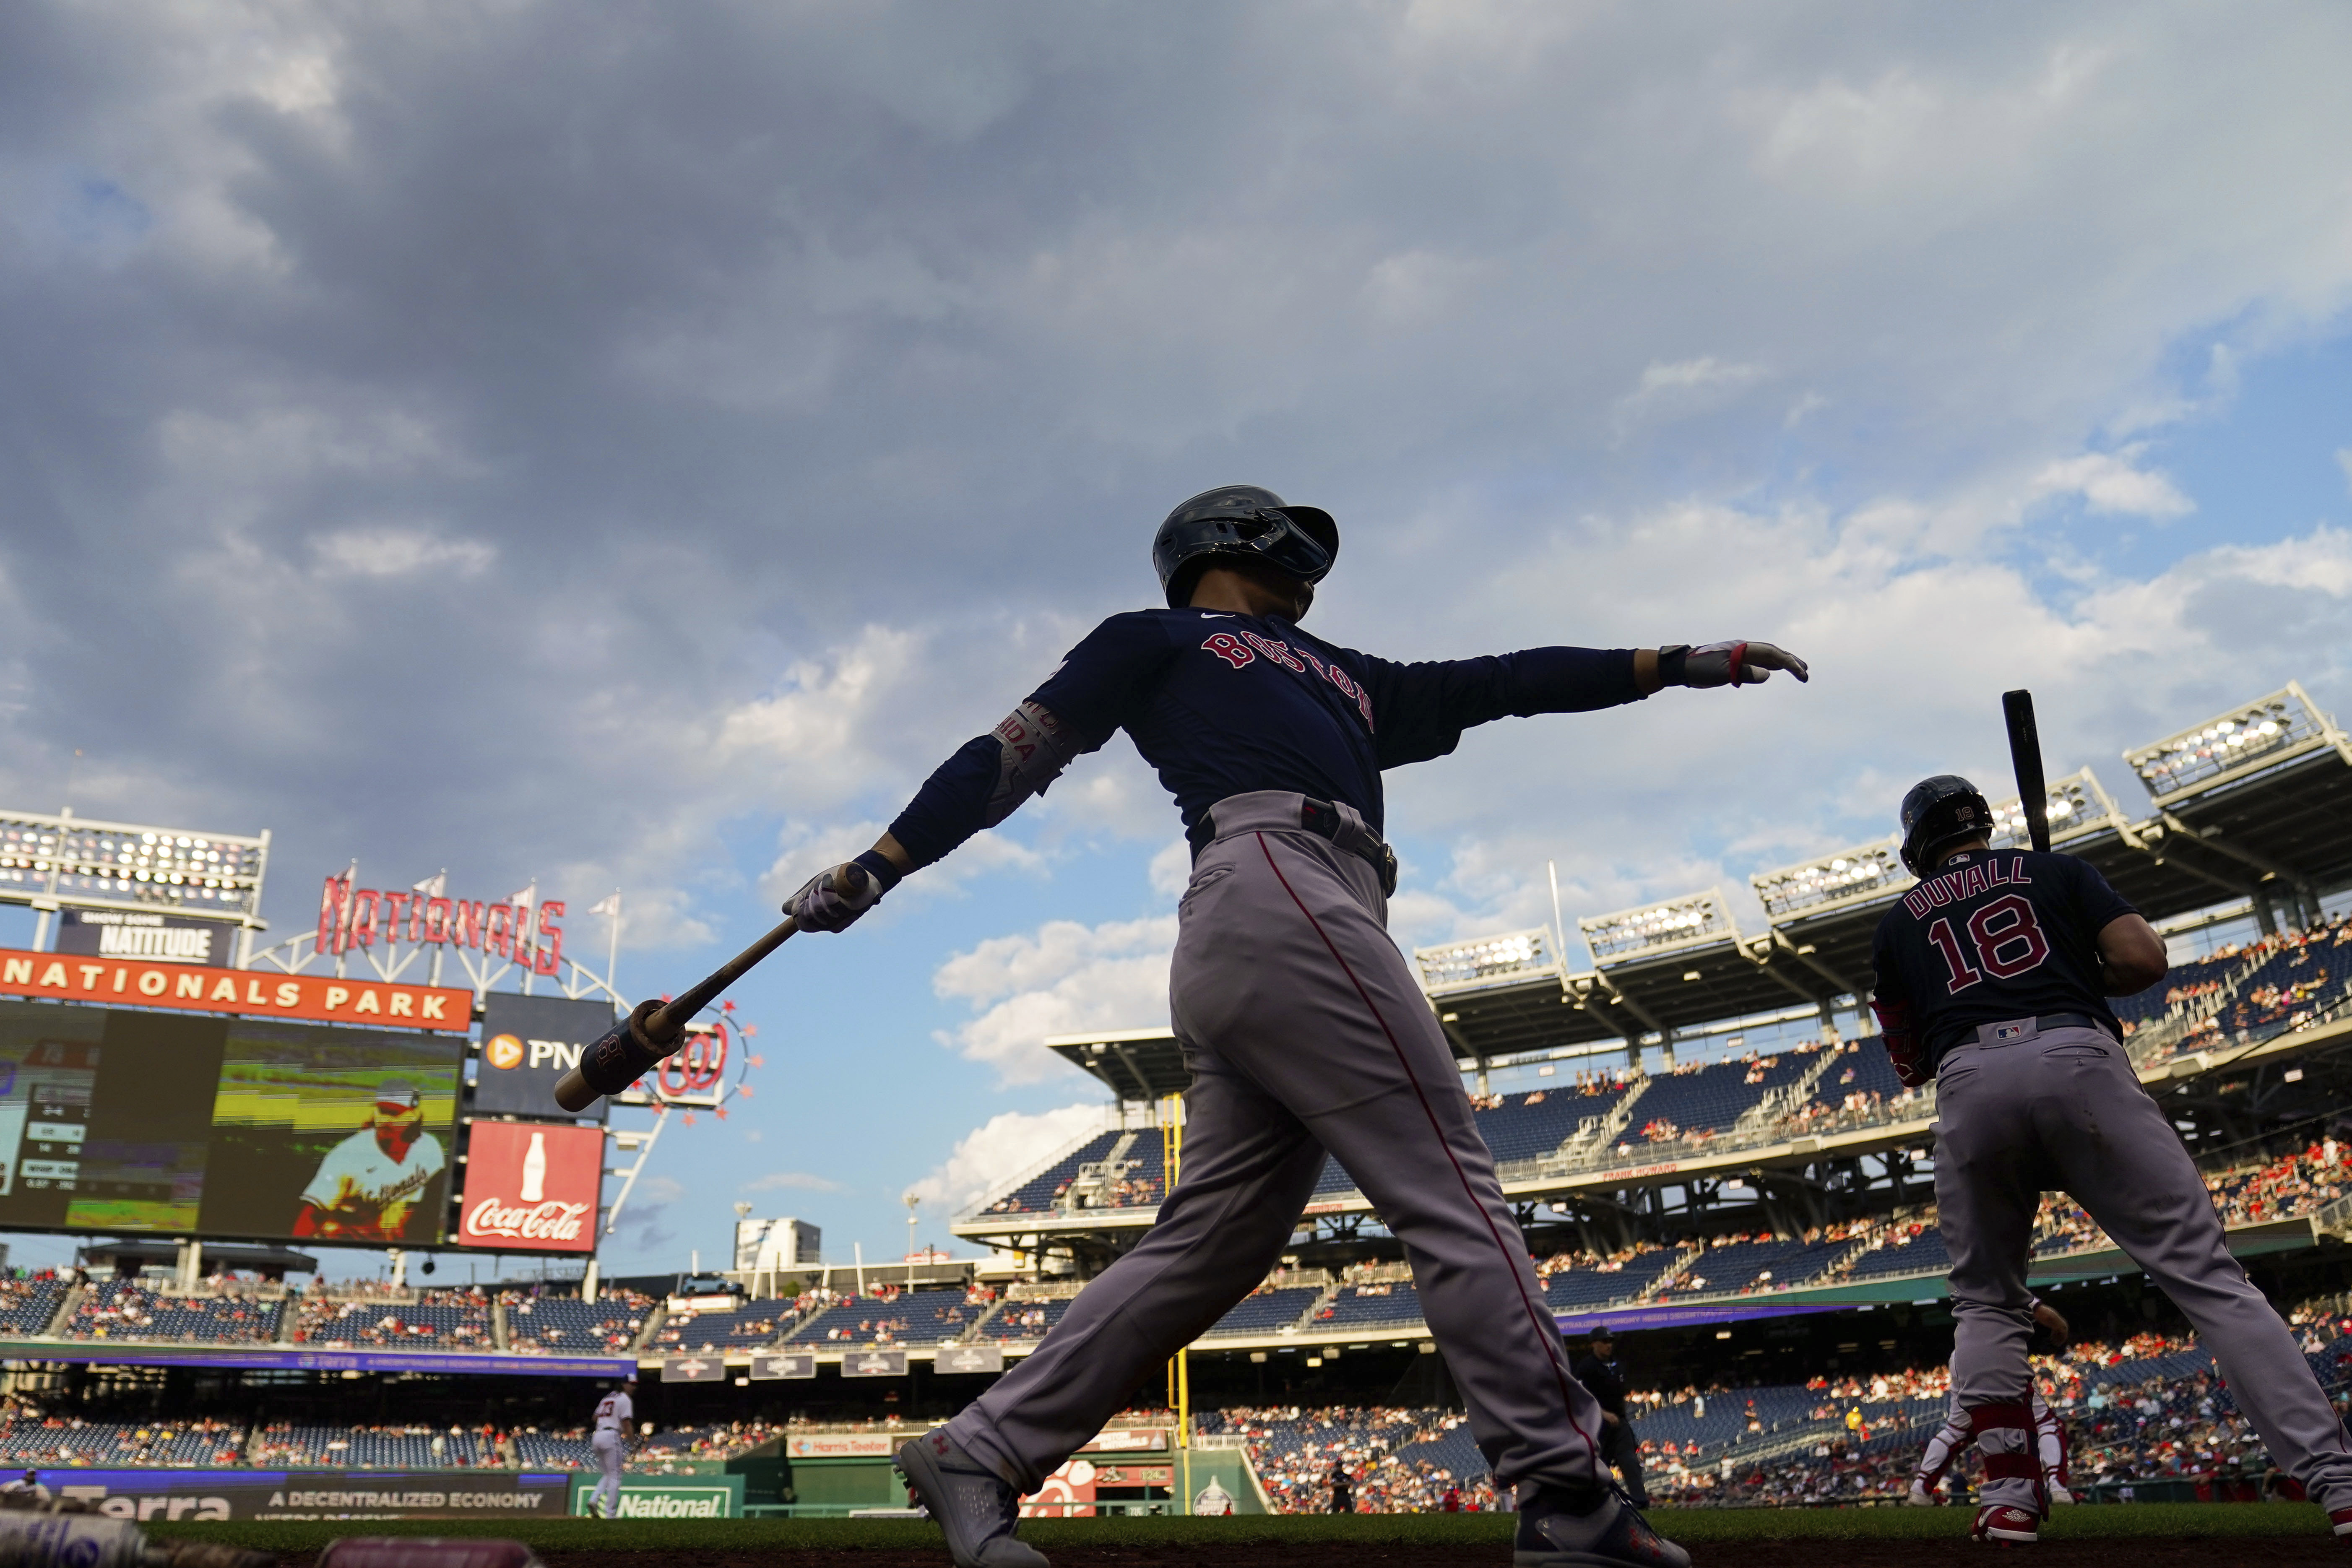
[2047,1483,2075,1506]
[1905,1482,1936,1507]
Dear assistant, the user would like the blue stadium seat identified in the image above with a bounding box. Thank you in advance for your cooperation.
[782,1289,987,1346]
[654,1299,795,1352]
[505,1292,650,1353]
[1203,1285,1322,1337]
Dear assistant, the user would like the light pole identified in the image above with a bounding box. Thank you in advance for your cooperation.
[904,1193,920,1285]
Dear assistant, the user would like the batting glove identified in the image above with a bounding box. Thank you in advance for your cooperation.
[1872,996,1929,1089]
[785,852,900,933]
[1663,641,1811,689]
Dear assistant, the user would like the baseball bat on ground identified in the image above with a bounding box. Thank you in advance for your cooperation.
[552,863,864,1113]
[2002,688,2053,854]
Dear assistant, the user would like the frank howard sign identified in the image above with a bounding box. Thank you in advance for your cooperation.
[474,992,616,1122]
[457,1119,601,1252]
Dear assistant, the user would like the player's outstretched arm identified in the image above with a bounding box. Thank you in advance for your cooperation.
[783,616,1161,934]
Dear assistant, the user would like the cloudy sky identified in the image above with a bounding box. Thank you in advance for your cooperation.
[3,1,2349,1279]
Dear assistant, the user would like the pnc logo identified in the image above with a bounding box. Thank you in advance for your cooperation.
[486,1034,526,1070]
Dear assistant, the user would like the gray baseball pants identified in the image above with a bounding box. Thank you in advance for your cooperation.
[946,791,1611,1495]
[1936,1017,2352,1512]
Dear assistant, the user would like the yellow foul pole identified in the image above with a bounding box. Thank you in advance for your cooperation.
[1161,1094,1190,1514]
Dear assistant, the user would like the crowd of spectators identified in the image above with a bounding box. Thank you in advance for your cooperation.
[1203,1406,1499,1514]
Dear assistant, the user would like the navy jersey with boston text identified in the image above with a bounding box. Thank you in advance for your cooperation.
[1870,848,2139,1072]
[887,607,1641,866]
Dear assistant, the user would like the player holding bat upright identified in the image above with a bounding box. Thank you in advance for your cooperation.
[1871,774,2352,1545]
[783,486,1811,1568]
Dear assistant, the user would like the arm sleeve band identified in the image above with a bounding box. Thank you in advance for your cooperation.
[885,702,1087,870]
[1363,646,1643,769]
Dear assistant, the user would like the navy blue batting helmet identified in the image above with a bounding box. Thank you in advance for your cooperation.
[1899,775,1995,876]
[1151,485,1337,609]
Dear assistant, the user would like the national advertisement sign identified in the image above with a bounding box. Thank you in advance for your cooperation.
[455,1121,601,1253]
[25,1468,572,1521]
[841,1348,908,1378]
[569,1476,743,1518]
[749,1351,815,1381]
[474,993,615,1123]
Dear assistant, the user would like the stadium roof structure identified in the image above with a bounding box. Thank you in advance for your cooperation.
[1048,1027,1190,1101]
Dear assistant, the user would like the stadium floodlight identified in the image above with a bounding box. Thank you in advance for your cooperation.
[1579,888,1735,967]
[1413,927,1558,995]
[0,807,269,926]
[1983,767,2118,851]
[2123,683,2347,802]
[1751,839,1909,923]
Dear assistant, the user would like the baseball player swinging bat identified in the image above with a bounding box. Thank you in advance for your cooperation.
[551,865,865,1113]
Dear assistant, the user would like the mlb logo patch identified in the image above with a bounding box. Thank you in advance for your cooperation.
[1994,1023,2028,1041]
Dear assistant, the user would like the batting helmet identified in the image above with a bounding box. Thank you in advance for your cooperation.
[1151,485,1338,609]
[1899,774,1995,877]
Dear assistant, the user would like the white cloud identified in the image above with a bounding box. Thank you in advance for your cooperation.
[311,527,497,579]
[2032,447,2195,518]
[1147,839,1192,900]
[903,1102,1116,1217]
[1613,357,1770,428]
[741,1170,847,1194]
[933,915,1177,1083]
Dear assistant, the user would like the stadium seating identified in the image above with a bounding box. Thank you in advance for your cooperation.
[1657,1236,1850,1298]
[296,1294,494,1350]
[248,1424,498,1468]
[1311,1283,1424,1330]
[984,1297,1077,1342]
[503,1291,652,1353]
[1841,1223,1949,1279]
[513,1430,596,1468]
[1540,1247,1686,1310]
[64,1282,283,1344]
[1203,1285,1323,1338]
[0,1277,63,1336]
[0,1418,243,1467]
[653,1298,796,1352]
[1473,1084,1632,1164]
[782,1288,988,1346]
[978,1131,1124,1215]
[1621,1054,1812,1146]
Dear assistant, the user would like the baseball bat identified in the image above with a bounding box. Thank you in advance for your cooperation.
[551,864,864,1113]
[2001,689,2053,854]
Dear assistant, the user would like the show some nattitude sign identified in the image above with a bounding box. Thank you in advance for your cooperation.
[0,947,473,1032]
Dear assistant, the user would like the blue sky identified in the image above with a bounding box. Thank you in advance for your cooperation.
[1,1,2349,1281]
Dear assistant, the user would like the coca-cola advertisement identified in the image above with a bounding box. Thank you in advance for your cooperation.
[456,1120,600,1253]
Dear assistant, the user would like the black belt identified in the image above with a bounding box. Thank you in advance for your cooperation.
[1945,1012,2112,1054]
[1190,797,1399,897]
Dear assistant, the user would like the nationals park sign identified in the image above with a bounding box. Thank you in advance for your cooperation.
[0,948,471,1032]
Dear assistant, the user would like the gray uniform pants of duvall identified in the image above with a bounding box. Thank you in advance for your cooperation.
[1938,1017,2352,1513]
[945,791,1612,1495]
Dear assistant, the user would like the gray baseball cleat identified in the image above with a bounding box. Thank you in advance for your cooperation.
[897,1429,1050,1568]
[1515,1482,1690,1568]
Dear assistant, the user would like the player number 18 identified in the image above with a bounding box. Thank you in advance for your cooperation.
[1925,893,2052,994]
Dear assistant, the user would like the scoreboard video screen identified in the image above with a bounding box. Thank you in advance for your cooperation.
[0,999,462,1244]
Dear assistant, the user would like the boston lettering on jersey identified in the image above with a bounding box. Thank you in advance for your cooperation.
[1871,847,2138,1071]
[887,608,1645,867]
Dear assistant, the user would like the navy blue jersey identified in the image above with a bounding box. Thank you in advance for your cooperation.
[1870,848,2139,1069]
[887,607,1642,867]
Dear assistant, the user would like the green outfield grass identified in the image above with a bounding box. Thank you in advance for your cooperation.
[143,1501,2337,1554]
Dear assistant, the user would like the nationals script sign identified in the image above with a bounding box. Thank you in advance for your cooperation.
[455,1120,601,1253]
